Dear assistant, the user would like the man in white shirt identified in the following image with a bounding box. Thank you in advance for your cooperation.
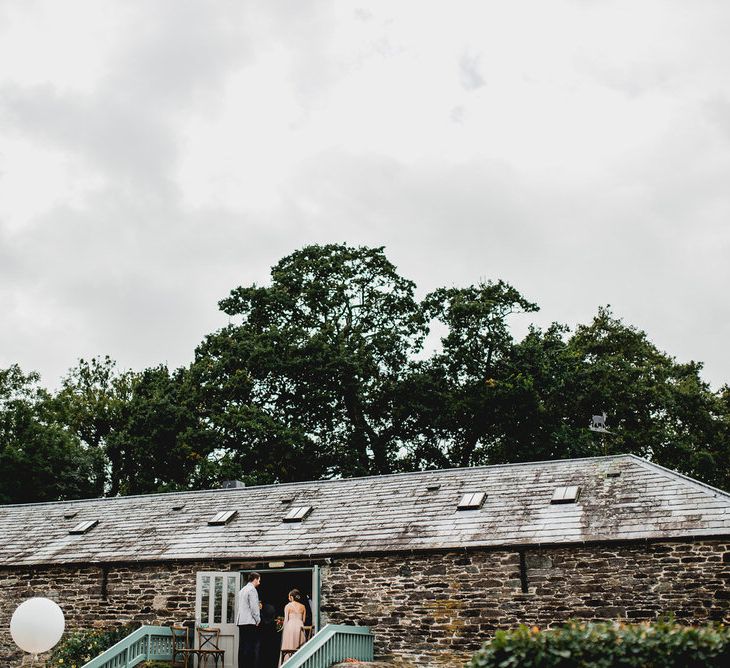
[236,571,261,667]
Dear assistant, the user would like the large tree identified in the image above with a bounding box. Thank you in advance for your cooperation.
[410,280,540,468]
[559,308,730,489]
[191,244,427,481]
[105,365,208,495]
[401,296,730,491]
[0,365,97,503]
[55,358,211,496]
[54,356,134,495]
[6,245,728,503]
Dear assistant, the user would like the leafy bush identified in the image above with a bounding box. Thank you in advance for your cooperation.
[468,619,730,668]
[46,623,139,668]
[139,662,172,667]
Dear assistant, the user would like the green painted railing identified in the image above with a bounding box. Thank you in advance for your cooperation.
[281,624,374,668]
[81,625,173,668]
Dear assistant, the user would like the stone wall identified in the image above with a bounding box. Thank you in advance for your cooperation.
[0,560,218,665]
[320,539,730,667]
[0,539,727,667]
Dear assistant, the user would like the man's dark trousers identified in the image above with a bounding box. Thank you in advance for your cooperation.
[238,624,259,667]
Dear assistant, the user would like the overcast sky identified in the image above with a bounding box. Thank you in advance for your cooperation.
[1,0,729,391]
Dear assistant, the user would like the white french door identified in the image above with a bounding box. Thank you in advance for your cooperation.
[195,571,240,668]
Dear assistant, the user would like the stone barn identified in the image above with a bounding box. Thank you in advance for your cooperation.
[1,454,728,667]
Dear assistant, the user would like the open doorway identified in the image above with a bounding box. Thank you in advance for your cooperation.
[247,567,318,668]
[254,568,317,626]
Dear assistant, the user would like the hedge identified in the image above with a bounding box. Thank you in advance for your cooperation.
[468,618,730,668]
[46,623,139,668]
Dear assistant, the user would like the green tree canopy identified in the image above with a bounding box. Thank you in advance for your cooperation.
[3,243,728,502]
[54,356,134,495]
[191,244,427,482]
[560,307,730,489]
[0,365,97,504]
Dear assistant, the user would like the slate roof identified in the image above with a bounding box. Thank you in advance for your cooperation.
[1,455,729,566]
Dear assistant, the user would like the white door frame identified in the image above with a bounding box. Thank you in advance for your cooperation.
[195,571,240,668]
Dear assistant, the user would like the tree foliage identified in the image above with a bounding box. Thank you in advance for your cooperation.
[55,356,134,495]
[0,365,97,503]
[192,244,426,482]
[2,243,728,502]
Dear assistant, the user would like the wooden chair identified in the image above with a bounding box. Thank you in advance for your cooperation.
[195,627,226,668]
[172,626,225,668]
[171,625,190,668]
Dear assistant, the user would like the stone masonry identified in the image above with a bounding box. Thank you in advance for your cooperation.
[0,559,219,665]
[320,539,730,667]
[0,540,727,667]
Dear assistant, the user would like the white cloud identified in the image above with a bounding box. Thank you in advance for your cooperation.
[0,0,729,389]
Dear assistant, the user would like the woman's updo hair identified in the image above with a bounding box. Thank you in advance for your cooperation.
[288,589,302,602]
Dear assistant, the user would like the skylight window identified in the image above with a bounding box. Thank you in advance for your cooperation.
[63,511,78,519]
[457,492,486,510]
[283,506,313,522]
[426,484,441,492]
[551,486,580,504]
[69,520,99,535]
[208,510,237,526]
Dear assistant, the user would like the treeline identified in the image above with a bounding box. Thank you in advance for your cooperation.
[1,244,729,504]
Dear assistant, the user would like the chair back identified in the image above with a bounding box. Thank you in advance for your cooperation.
[172,625,190,644]
[197,627,221,650]
[171,625,190,667]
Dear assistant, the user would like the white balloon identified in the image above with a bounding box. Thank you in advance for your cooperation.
[10,597,65,655]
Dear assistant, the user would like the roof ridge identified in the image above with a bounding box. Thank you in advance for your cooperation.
[625,454,730,501]
[0,454,631,509]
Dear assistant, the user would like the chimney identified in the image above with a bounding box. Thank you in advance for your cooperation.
[221,480,246,489]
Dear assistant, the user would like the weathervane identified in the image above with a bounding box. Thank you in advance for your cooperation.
[588,411,613,455]
[589,411,611,434]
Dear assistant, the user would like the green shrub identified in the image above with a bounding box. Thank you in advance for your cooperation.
[139,662,172,667]
[468,619,730,668]
[46,623,140,668]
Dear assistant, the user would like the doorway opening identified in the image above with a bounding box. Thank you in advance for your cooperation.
[245,567,318,668]
[253,567,317,628]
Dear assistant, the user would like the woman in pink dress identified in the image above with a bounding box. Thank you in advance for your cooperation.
[279,589,307,666]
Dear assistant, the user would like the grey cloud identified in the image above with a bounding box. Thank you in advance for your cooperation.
[1,84,178,194]
[0,0,255,194]
[459,51,485,91]
[704,95,730,141]
[1,0,730,395]
[277,146,730,390]
[0,185,293,385]
[450,105,465,124]
[107,0,252,110]
[577,57,677,98]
